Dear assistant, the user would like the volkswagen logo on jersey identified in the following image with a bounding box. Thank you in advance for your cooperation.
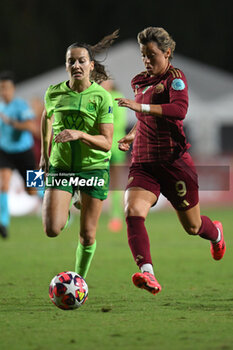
[64,113,85,130]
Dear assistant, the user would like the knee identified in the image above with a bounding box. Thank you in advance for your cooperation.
[124,203,142,218]
[43,223,61,237]
[42,211,67,237]
[184,225,201,236]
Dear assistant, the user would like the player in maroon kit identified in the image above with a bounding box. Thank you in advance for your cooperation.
[116,27,226,295]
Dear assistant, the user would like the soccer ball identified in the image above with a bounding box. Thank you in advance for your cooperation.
[49,271,88,310]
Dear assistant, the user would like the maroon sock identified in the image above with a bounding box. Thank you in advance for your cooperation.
[198,215,218,241]
[126,216,152,268]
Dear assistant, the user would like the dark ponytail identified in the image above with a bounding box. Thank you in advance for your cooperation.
[66,29,119,83]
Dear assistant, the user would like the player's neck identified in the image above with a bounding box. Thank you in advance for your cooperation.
[68,79,92,93]
[151,62,171,78]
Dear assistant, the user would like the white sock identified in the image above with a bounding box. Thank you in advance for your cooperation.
[212,227,221,243]
[140,263,154,275]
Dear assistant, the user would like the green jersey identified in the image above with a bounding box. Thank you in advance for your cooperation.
[44,81,113,171]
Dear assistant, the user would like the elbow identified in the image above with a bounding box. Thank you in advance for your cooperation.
[102,140,112,152]
[174,102,188,120]
[177,109,187,120]
[102,144,112,152]
[165,105,187,120]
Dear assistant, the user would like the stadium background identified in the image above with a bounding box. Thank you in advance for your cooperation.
[0,2,233,350]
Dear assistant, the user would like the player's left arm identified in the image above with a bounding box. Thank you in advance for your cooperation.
[54,123,113,152]
[116,70,188,120]
[81,123,114,151]
[159,71,188,119]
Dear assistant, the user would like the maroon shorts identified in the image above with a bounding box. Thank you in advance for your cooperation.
[126,152,199,211]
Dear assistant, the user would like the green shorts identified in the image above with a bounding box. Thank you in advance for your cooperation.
[45,166,110,200]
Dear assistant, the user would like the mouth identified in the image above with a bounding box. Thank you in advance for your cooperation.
[146,66,153,73]
[72,71,83,78]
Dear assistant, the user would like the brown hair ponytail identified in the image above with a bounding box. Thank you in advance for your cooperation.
[66,29,119,83]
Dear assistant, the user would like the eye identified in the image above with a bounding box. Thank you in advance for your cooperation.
[149,53,155,58]
[79,58,86,64]
[68,59,75,65]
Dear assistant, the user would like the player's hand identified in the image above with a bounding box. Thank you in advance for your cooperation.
[115,98,141,112]
[54,129,82,143]
[118,133,135,152]
[39,155,50,174]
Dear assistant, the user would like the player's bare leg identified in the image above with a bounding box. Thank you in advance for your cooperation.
[124,187,156,218]
[0,168,12,192]
[125,187,162,294]
[0,168,12,238]
[42,189,72,237]
[176,203,226,260]
[75,192,103,278]
[176,203,202,235]
[79,192,103,246]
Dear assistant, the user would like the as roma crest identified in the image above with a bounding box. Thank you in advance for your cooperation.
[154,83,164,94]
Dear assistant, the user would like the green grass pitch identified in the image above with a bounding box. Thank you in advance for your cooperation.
[0,206,233,350]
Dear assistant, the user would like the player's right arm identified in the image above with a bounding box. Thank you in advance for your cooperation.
[39,109,53,173]
[118,122,137,152]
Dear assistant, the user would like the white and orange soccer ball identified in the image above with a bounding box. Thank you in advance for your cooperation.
[49,271,88,310]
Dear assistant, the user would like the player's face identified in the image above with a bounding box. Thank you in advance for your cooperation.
[66,47,94,82]
[140,42,171,76]
[0,80,15,103]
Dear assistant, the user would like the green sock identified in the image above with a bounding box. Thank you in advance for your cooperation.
[112,191,122,218]
[75,241,97,278]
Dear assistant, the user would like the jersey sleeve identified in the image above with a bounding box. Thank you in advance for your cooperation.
[44,86,54,118]
[97,91,114,124]
[161,69,189,120]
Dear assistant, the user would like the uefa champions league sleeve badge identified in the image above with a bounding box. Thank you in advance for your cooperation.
[171,78,185,91]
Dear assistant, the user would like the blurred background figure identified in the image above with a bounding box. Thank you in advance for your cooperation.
[0,71,38,238]
[30,97,44,167]
[101,79,127,232]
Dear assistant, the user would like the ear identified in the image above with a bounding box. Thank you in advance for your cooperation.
[90,60,95,72]
[164,48,171,59]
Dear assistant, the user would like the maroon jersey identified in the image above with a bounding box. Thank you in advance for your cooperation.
[131,64,190,163]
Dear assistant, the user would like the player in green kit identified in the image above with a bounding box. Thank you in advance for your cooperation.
[40,31,119,279]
